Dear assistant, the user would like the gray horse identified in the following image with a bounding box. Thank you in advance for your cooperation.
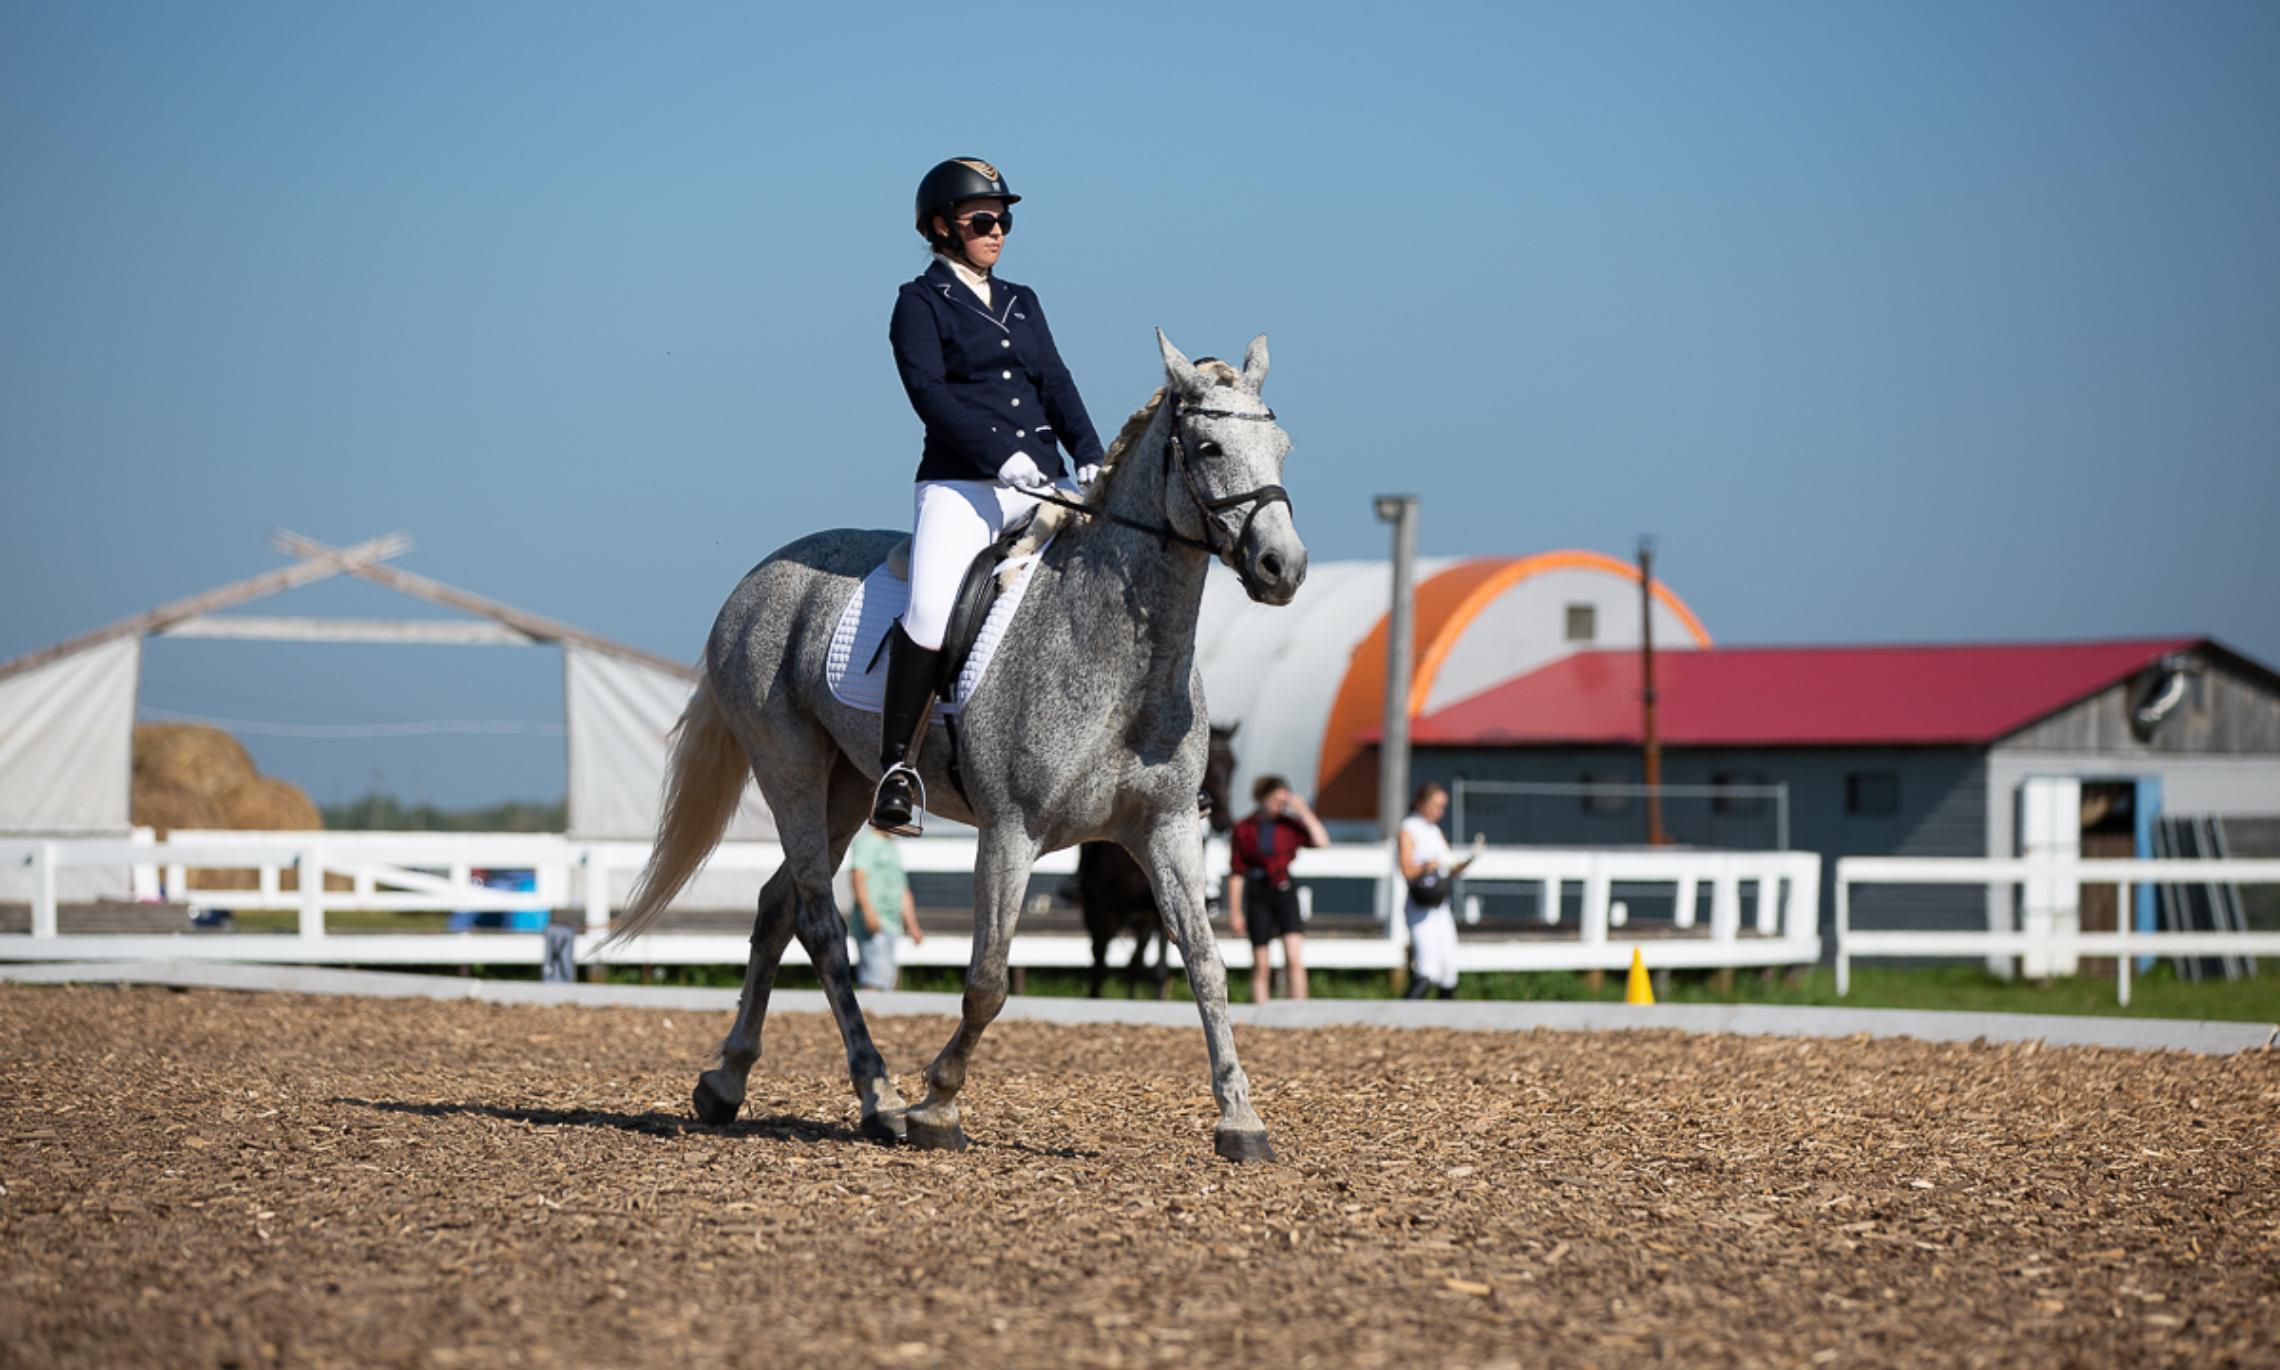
[605,331,1306,1162]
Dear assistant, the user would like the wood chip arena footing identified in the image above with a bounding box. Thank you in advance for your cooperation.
[2,985,2275,1367]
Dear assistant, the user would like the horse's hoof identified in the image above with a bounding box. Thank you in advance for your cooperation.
[860,1110,909,1147]
[692,1073,741,1127]
[906,1117,969,1152]
[1214,1127,1277,1164]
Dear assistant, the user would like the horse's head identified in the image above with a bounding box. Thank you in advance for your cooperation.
[1157,330,1308,605]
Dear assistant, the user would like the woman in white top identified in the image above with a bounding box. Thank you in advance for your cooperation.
[1398,782,1477,999]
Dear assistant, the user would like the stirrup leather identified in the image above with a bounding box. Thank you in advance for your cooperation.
[870,763,926,838]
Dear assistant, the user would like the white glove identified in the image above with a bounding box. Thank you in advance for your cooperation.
[1075,462,1102,489]
[998,451,1053,495]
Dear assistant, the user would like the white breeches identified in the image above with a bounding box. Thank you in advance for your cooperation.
[904,480,1043,651]
[1407,904,1460,989]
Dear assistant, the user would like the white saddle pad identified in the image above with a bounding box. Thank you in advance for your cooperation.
[825,545,1049,716]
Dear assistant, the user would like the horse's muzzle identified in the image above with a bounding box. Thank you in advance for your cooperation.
[1240,541,1307,605]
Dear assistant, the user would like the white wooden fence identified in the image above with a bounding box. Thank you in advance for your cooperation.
[1835,855,2280,1005]
[1,831,1821,975]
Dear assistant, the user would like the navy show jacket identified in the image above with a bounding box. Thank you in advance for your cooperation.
[889,259,1106,484]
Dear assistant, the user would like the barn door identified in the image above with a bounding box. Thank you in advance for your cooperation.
[2017,777,2081,978]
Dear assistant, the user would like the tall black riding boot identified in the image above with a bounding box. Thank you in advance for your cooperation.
[1402,973,1434,1001]
[871,622,941,835]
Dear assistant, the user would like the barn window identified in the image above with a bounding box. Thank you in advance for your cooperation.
[1564,604,1596,643]
[1712,769,1770,815]
[1579,771,1629,814]
[1845,771,1900,816]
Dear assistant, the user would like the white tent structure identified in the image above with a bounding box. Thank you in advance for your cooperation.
[0,532,771,887]
[1194,550,1714,823]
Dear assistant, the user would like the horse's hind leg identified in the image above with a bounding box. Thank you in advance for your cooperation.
[1087,927,1111,999]
[903,824,1040,1150]
[699,745,904,1143]
[776,759,908,1143]
[1122,916,1151,999]
[693,862,799,1125]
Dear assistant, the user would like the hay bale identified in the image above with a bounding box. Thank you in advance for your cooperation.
[130,773,225,836]
[133,724,255,801]
[218,776,320,831]
[130,728,346,891]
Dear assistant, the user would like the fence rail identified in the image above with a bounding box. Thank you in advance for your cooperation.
[1835,855,2280,1005]
[2,831,1821,975]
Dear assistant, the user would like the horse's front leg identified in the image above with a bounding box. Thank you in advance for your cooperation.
[903,825,1039,1150]
[1136,818,1274,1162]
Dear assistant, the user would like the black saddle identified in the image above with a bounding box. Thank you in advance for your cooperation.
[867,524,1029,702]
[935,533,1020,701]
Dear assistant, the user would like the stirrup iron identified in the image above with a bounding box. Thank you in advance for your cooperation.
[870,763,926,837]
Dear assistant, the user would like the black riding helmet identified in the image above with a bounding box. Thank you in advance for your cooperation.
[914,157,1020,253]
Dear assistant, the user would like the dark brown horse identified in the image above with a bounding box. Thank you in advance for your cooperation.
[1069,724,1237,997]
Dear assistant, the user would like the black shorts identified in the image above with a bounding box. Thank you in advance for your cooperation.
[1244,882,1302,946]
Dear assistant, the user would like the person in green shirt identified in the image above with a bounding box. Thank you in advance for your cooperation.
[845,827,925,991]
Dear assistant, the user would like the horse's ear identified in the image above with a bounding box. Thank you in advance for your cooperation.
[1157,328,1203,396]
[1240,334,1269,392]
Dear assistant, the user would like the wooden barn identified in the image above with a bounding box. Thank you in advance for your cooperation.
[1386,637,2280,957]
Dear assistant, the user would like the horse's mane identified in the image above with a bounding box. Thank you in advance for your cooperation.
[1013,358,1243,558]
[1090,359,1245,507]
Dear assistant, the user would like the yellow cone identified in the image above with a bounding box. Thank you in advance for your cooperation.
[1624,948,1655,1005]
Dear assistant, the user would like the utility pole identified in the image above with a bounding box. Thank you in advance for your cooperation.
[1639,535,1667,846]
[1374,495,1420,844]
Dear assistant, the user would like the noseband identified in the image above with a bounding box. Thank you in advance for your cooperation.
[1032,392,1292,560]
[1164,393,1294,559]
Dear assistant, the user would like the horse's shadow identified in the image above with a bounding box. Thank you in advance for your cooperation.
[330,1097,1096,1158]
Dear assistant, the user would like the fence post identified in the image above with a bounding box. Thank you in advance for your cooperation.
[297,842,326,940]
[1834,862,1850,997]
[32,842,60,940]
[1581,858,1610,951]
[1709,863,1740,946]
[584,847,612,933]
[2115,881,2132,1007]
[1673,874,1699,930]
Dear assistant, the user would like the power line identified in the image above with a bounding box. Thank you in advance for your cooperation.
[137,707,565,739]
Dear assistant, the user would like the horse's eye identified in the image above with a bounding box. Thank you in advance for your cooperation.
[1197,440,1224,458]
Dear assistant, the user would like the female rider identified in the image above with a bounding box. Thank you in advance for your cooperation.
[873,157,1106,834]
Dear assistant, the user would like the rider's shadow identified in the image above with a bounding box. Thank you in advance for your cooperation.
[331,1097,1098,1158]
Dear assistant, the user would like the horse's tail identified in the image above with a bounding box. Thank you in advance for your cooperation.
[602,668,747,949]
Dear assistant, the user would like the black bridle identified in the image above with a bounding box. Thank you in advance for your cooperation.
[1029,392,1291,558]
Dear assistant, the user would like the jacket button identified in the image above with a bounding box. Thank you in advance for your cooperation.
[1001,370,1012,380]
[1016,430,1025,439]
[1000,339,1011,348]
[1010,398,1020,407]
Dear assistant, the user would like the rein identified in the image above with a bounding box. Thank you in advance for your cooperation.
[1028,393,1290,557]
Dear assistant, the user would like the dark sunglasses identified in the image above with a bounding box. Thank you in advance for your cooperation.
[958,210,1013,238]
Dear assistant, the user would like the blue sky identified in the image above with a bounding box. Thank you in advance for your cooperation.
[4,2,2276,806]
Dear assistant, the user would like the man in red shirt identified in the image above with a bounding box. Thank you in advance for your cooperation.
[1226,774,1329,1003]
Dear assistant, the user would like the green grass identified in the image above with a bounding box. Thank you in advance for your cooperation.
[457,960,2277,1023]
[235,912,2277,1023]
[231,910,456,934]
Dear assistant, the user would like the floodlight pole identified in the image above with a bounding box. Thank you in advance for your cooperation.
[1375,495,1419,844]
[1639,534,1668,846]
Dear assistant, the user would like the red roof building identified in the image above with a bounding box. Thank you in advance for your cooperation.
[1400,638,2208,749]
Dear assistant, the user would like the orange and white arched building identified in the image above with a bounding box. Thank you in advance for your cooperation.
[1195,550,1712,825]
